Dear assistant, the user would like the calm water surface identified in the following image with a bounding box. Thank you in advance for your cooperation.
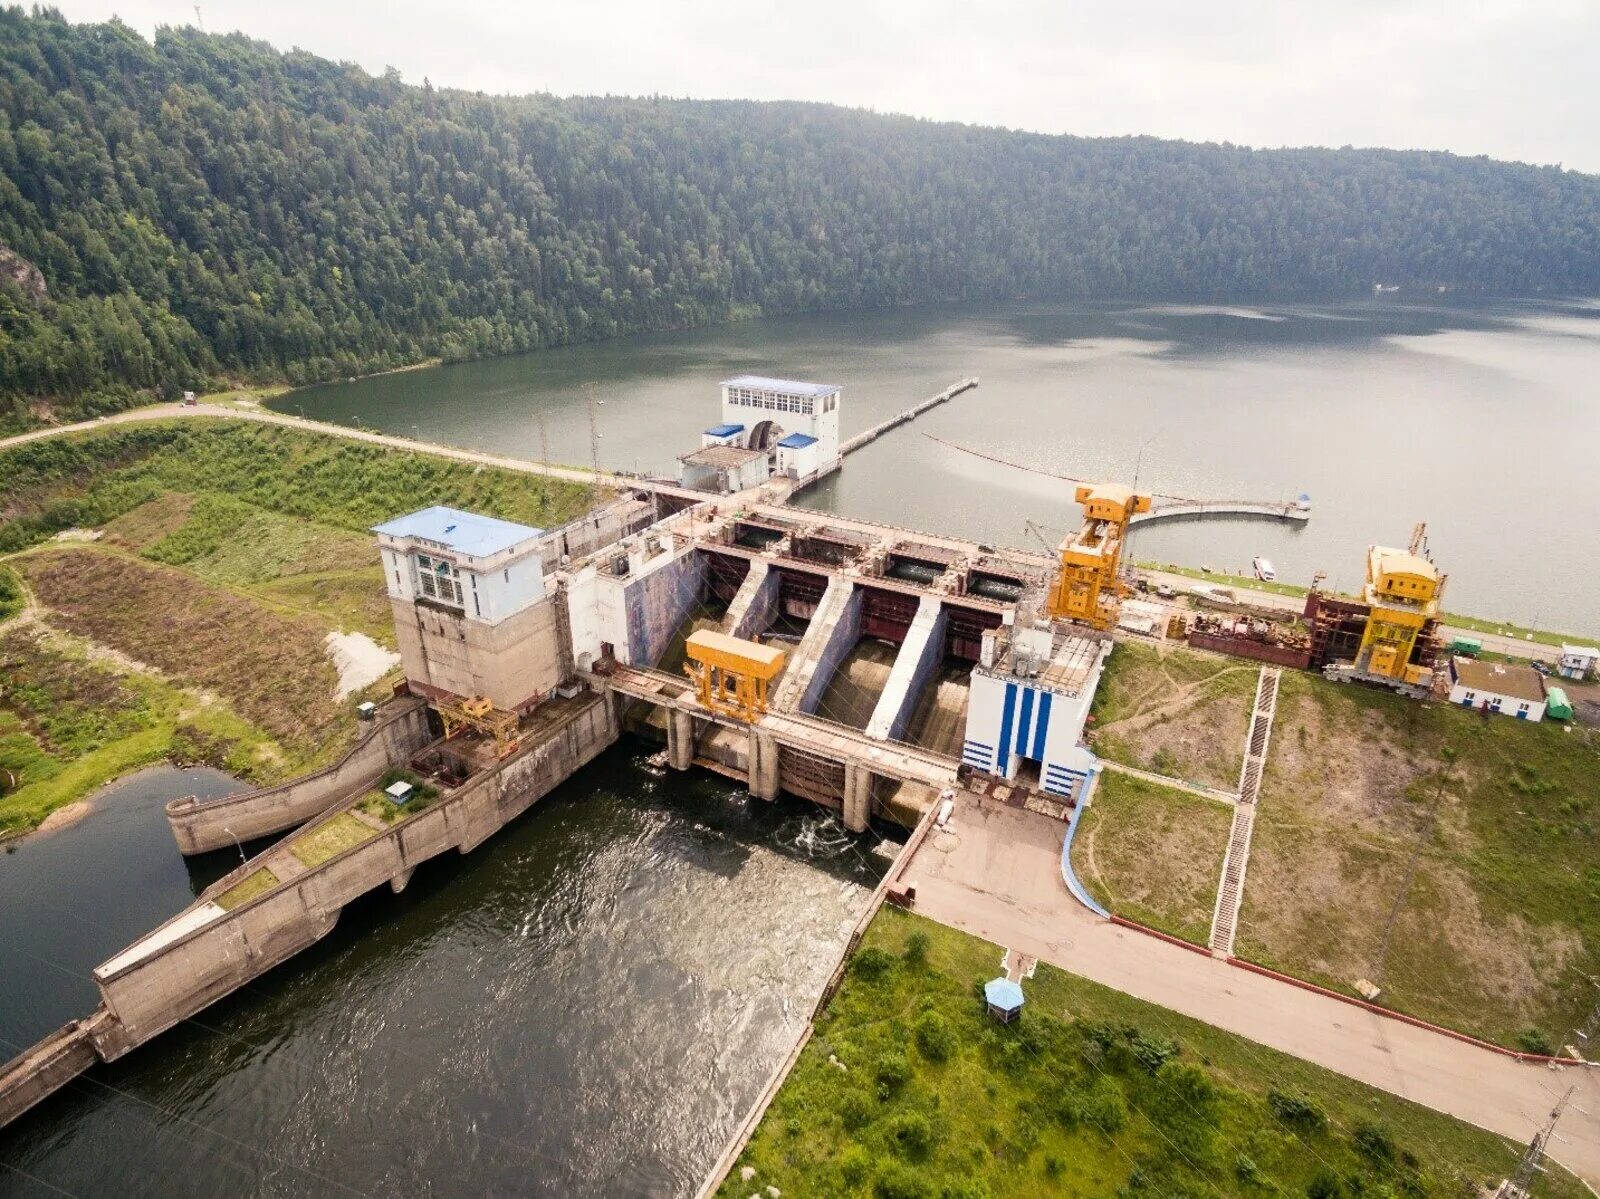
[0,750,882,1196]
[277,296,1600,634]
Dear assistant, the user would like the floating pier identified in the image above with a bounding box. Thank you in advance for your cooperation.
[839,377,979,456]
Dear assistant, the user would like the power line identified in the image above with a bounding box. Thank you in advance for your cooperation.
[1497,1087,1571,1198]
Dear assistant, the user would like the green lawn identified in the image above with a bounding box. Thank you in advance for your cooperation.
[723,909,1582,1198]
[1074,773,1233,945]
[215,867,281,911]
[1237,670,1600,1047]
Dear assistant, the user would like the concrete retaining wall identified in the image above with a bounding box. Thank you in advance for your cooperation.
[92,698,616,1063]
[165,698,434,855]
[723,560,777,640]
[1187,631,1312,670]
[626,549,707,668]
[866,597,947,742]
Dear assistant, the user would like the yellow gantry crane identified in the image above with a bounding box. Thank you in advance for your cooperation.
[683,629,786,722]
[1354,522,1446,687]
[437,695,523,758]
[1044,483,1152,630]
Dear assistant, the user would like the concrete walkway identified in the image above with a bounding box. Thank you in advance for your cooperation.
[904,793,1600,1184]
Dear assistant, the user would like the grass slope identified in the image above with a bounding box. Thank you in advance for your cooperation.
[724,909,1581,1198]
[1090,641,1256,790]
[0,621,278,835]
[1074,773,1233,945]
[1236,670,1600,1047]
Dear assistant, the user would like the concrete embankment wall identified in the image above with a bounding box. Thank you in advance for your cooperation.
[627,550,707,668]
[92,698,616,1062]
[722,561,777,639]
[166,699,433,854]
[0,1020,98,1130]
[798,587,863,717]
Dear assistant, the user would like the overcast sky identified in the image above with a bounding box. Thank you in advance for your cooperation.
[47,0,1600,174]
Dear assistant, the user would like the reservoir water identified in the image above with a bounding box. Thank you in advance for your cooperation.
[0,749,882,1196]
[276,296,1600,635]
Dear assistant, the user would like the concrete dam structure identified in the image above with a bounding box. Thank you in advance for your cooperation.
[0,374,1120,1134]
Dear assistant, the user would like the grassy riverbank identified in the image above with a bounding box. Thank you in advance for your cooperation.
[1237,670,1600,1049]
[723,909,1583,1198]
[0,419,602,835]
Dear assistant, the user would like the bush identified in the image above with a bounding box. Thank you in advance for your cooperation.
[939,1182,989,1199]
[853,947,897,982]
[875,1051,911,1097]
[840,1090,874,1131]
[1235,1154,1262,1185]
[904,930,930,966]
[874,1164,931,1199]
[1353,1120,1395,1166]
[1268,1088,1328,1133]
[884,1112,935,1159]
[1131,1033,1179,1074]
[1306,1168,1343,1199]
[914,1013,955,1063]
[1515,1027,1555,1055]
[840,1145,870,1186]
[0,565,22,622]
[1078,1076,1128,1135]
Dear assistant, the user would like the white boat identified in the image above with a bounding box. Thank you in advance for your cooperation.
[1253,556,1276,582]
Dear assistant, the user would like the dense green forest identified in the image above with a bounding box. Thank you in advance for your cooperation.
[2,8,1599,429]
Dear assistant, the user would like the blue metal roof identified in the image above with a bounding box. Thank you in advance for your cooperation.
[984,977,1025,1011]
[372,505,542,557]
[705,423,745,437]
[722,375,841,398]
[776,432,818,449]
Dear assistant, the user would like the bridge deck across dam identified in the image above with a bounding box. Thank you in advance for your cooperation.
[601,664,962,791]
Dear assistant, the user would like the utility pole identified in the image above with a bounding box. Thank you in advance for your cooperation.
[583,382,603,493]
[1497,1088,1571,1198]
[536,412,551,506]
[1373,746,1454,989]
[1568,988,1600,1060]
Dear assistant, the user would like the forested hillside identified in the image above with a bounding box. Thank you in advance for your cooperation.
[3,8,1599,428]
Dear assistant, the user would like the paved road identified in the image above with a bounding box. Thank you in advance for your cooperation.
[904,793,1600,1184]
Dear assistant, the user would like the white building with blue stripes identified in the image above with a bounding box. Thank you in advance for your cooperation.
[962,624,1108,802]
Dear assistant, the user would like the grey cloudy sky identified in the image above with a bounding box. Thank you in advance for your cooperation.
[50,0,1600,173]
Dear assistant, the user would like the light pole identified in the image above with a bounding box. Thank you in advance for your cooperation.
[223,826,246,866]
[1132,432,1161,492]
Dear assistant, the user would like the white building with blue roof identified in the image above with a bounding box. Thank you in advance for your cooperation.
[719,375,841,473]
[373,505,565,712]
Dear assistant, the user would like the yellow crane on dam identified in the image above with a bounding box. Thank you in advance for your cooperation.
[683,629,787,722]
[1044,482,1152,630]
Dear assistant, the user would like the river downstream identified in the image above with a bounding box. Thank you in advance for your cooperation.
[0,749,882,1196]
[276,295,1600,635]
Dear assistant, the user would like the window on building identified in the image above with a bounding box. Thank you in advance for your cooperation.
[414,553,464,607]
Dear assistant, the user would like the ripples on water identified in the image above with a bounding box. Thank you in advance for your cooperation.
[0,742,884,1197]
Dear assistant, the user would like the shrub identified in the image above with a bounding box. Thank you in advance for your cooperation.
[1268,1089,1328,1132]
[939,1182,989,1199]
[904,930,930,966]
[1042,1153,1064,1178]
[840,1090,874,1131]
[875,1051,911,1097]
[0,565,22,622]
[914,1013,955,1063]
[1131,1033,1179,1074]
[1353,1120,1395,1167]
[1079,1076,1128,1135]
[853,947,897,982]
[1515,1027,1555,1055]
[1306,1168,1343,1199]
[874,1164,931,1199]
[1235,1154,1262,1185]
[840,1145,871,1186]
[884,1112,935,1159]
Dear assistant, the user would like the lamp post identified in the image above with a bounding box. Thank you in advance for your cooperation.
[222,826,246,866]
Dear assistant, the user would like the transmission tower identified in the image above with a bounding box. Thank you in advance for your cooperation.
[1498,1088,1571,1198]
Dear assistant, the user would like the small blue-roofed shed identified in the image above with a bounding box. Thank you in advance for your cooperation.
[984,977,1025,1023]
[702,422,746,448]
[776,432,818,449]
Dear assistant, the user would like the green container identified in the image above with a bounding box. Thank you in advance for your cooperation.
[1449,636,1483,656]
[1545,686,1573,721]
